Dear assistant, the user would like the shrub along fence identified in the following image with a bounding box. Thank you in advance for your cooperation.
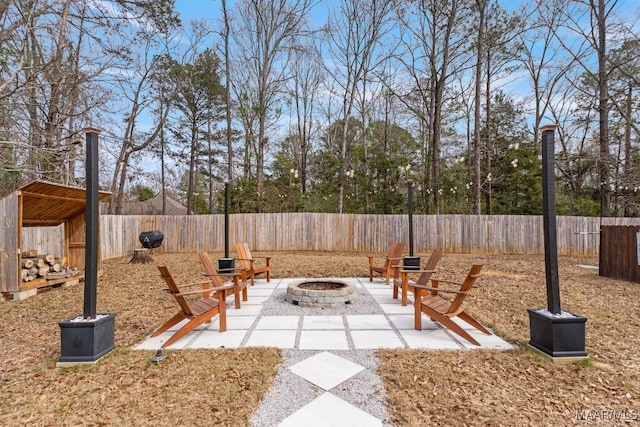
[92,213,640,260]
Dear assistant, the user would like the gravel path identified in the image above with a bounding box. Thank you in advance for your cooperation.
[249,279,393,426]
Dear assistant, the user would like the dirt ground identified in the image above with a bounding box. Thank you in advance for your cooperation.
[1,251,639,426]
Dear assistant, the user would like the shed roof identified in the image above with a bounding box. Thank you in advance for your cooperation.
[17,180,111,227]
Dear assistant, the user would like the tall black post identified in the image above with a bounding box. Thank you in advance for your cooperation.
[83,128,99,319]
[407,179,414,257]
[218,180,235,270]
[224,181,230,258]
[541,125,561,314]
[403,179,420,269]
[58,127,115,366]
[528,123,587,361]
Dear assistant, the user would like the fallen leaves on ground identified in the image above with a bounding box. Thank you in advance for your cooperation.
[1,251,639,426]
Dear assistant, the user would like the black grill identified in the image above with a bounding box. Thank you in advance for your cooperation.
[139,230,164,249]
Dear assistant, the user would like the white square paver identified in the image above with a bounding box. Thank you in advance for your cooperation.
[255,316,300,330]
[247,288,276,297]
[365,287,392,296]
[243,296,270,305]
[351,330,404,349]
[298,330,349,350]
[459,330,515,350]
[451,316,489,330]
[369,294,398,304]
[213,315,257,330]
[188,329,248,349]
[133,330,196,350]
[302,315,344,330]
[387,314,438,330]
[244,329,297,349]
[288,351,365,390]
[345,315,392,330]
[399,329,463,349]
[228,304,263,316]
[378,303,414,315]
[279,392,382,427]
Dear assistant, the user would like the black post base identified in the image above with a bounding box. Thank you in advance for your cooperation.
[528,308,587,358]
[218,258,235,271]
[58,312,115,366]
[403,256,421,271]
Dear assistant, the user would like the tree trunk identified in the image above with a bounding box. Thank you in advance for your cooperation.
[597,0,611,216]
[473,0,487,215]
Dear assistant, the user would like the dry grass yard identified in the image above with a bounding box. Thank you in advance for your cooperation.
[1,251,639,426]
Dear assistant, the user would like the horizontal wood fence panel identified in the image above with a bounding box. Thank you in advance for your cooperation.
[90,214,640,260]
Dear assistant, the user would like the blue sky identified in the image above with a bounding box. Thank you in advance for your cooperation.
[175,0,219,23]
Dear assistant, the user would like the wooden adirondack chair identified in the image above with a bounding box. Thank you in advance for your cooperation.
[153,265,233,348]
[368,242,405,285]
[234,243,271,285]
[392,248,442,306]
[198,251,248,309]
[413,263,490,346]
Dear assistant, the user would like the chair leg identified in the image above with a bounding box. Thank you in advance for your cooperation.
[458,311,491,335]
[401,281,408,306]
[218,298,227,332]
[414,289,423,330]
[233,281,241,309]
[162,314,212,348]
[436,315,481,346]
[152,313,184,337]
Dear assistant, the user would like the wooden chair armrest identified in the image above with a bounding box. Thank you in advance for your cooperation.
[204,269,244,276]
[165,283,234,296]
[175,280,214,289]
[399,269,437,274]
[429,279,462,286]
[412,284,465,294]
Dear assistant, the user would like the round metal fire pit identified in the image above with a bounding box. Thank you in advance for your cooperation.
[286,279,356,308]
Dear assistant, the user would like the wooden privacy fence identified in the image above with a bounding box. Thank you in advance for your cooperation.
[95,214,640,260]
[599,225,640,283]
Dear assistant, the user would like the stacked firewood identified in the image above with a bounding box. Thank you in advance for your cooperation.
[20,252,79,282]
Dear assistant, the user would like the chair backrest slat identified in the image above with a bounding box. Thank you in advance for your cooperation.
[415,249,443,287]
[198,251,224,287]
[158,265,194,316]
[234,243,252,270]
[388,242,405,260]
[448,264,483,314]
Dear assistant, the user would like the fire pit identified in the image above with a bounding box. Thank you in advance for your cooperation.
[286,279,356,308]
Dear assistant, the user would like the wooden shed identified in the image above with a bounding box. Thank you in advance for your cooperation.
[0,180,111,300]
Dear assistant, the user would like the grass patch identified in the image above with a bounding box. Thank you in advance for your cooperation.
[1,251,639,426]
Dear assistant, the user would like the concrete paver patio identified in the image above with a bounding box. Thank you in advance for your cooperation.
[134,277,514,426]
[134,277,514,351]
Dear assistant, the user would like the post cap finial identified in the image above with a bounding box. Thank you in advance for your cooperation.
[83,127,102,135]
[540,124,558,133]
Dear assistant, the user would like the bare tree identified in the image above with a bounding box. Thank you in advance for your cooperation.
[552,0,634,216]
[472,0,487,214]
[323,0,394,213]
[287,43,322,194]
[516,0,573,144]
[392,0,473,213]
[229,0,314,211]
